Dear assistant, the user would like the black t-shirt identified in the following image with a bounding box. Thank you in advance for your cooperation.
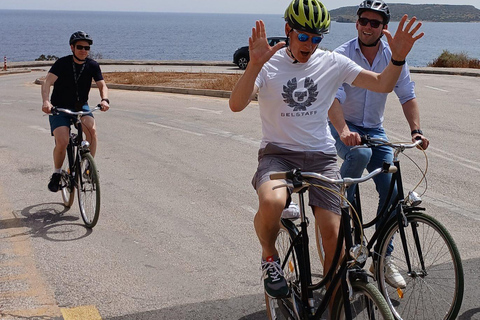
[49,55,104,109]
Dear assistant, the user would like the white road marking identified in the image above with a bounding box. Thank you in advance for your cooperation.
[425,85,449,92]
[386,130,480,173]
[241,205,257,215]
[187,107,223,115]
[29,125,50,133]
[146,122,204,136]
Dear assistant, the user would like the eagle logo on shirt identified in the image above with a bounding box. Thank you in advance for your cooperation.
[282,77,318,111]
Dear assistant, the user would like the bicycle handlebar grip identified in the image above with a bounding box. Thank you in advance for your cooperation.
[270,172,288,180]
[382,162,398,174]
[50,106,58,115]
[360,134,370,145]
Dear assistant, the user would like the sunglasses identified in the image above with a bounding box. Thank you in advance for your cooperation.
[293,29,323,45]
[75,45,91,51]
[358,17,383,28]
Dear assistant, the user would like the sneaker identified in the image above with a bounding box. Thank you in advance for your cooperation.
[262,256,290,298]
[384,256,406,289]
[48,173,62,192]
[281,202,300,220]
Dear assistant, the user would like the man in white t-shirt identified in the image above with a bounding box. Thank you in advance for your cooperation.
[229,0,424,299]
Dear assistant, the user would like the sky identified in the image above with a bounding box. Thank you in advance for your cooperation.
[1,0,479,14]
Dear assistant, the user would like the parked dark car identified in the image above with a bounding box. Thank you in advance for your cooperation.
[233,37,288,70]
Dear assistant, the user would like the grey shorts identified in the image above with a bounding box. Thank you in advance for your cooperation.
[251,143,341,215]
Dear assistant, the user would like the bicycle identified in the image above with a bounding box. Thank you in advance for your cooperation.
[266,166,396,319]
[319,136,464,320]
[50,105,102,228]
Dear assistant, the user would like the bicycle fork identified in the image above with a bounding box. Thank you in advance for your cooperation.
[396,203,427,278]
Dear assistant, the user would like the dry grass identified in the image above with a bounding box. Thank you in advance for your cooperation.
[103,71,242,91]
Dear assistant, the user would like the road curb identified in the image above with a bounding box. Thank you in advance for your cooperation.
[34,77,234,100]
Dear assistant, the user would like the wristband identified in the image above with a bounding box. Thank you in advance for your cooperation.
[101,98,110,104]
[411,129,423,136]
[391,58,406,66]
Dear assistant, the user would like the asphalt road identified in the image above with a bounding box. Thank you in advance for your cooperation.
[0,67,479,320]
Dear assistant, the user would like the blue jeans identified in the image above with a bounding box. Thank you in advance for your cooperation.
[329,122,397,255]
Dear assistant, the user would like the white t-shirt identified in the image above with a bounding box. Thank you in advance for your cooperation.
[255,48,363,153]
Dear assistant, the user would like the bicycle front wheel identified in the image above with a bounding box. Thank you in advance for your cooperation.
[60,156,75,207]
[332,280,394,320]
[265,224,301,320]
[376,212,464,320]
[77,153,101,228]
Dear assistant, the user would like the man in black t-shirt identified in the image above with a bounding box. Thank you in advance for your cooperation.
[41,31,110,192]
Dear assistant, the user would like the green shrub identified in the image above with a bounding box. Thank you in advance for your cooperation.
[35,54,59,61]
[428,50,480,68]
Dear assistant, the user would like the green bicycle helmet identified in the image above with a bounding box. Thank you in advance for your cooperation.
[284,0,331,35]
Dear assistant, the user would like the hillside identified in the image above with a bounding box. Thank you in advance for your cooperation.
[330,4,480,22]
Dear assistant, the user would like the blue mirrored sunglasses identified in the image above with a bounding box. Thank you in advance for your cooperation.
[293,29,323,45]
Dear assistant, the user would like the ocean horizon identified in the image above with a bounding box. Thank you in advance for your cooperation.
[1,9,480,67]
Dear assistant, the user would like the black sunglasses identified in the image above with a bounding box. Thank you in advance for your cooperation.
[358,17,383,29]
[75,45,91,51]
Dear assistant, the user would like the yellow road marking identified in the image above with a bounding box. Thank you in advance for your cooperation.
[61,305,102,320]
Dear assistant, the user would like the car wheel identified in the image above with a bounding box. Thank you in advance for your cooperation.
[237,57,248,70]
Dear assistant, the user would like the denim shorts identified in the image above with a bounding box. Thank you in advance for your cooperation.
[251,143,341,214]
[49,104,93,135]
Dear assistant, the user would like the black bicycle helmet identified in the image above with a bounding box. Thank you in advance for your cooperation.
[357,0,390,25]
[69,31,93,45]
[284,0,331,35]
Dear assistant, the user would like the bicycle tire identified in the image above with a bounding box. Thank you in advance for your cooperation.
[375,212,464,320]
[77,152,101,228]
[265,225,301,320]
[332,280,394,320]
[60,158,75,208]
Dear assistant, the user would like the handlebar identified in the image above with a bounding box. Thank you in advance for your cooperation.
[270,164,397,191]
[51,104,103,116]
[354,135,422,151]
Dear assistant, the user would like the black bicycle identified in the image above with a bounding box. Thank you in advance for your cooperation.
[51,105,102,228]
[338,136,464,320]
[266,166,396,319]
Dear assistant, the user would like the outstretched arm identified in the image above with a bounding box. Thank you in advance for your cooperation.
[402,98,429,149]
[41,72,57,114]
[229,20,286,112]
[352,15,424,93]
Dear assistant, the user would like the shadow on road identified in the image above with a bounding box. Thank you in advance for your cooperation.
[105,293,268,320]
[0,202,92,241]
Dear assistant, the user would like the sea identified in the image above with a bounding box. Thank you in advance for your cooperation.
[1,9,480,67]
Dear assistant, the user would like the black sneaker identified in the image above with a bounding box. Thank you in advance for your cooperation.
[48,173,62,192]
[262,256,289,298]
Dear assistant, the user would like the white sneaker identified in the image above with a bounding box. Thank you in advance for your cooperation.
[281,202,300,220]
[384,256,406,289]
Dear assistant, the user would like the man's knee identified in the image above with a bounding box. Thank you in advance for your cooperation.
[345,147,371,165]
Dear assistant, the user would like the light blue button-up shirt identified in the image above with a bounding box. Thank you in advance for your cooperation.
[334,38,416,129]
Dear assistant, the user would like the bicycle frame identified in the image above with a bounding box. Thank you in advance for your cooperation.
[351,142,426,276]
[279,182,367,319]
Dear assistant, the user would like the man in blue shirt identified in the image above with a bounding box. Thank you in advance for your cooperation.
[328,0,430,288]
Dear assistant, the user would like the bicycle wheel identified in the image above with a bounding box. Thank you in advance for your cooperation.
[332,280,394,320]
[375,213,464,320]
[77,152,101,228]
[265,225,301,320]
[60,157,75,207]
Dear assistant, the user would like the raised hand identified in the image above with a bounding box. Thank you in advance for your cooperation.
[383,15,424,61]
[248,20,286,68]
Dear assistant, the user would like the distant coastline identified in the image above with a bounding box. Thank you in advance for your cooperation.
[330,4,480,23]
